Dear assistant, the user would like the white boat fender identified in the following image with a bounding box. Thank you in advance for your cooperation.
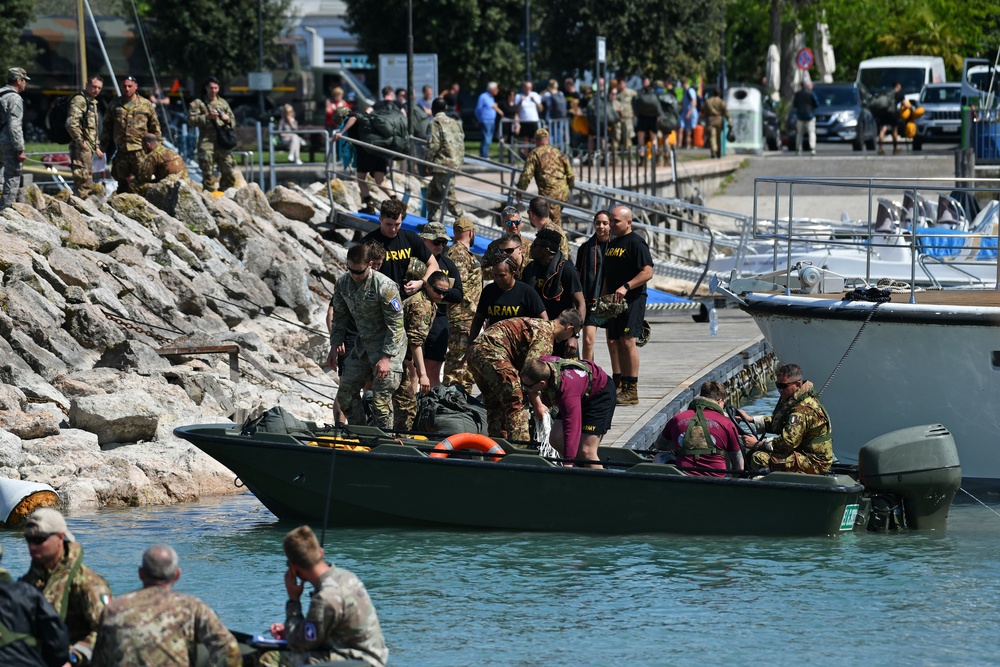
[0,479,59,528]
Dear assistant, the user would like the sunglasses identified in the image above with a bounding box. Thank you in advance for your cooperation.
[501,246,519,254]
[504,219,522,227]
[775,381,800,390]
[25,534,52,545]
[431,239,447,246]
[347,266,368,275]
[430,284,449,296]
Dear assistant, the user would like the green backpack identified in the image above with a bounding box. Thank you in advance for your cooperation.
[415,385,488,435]
[357,105,410,155]
[678,398,727,459]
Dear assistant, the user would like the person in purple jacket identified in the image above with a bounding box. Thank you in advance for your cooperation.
[520,356,616,468]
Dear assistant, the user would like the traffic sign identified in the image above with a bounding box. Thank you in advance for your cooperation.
[796,47,814,70]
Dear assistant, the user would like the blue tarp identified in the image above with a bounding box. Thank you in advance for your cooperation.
[355,212,696,306]
[911,226,998,260]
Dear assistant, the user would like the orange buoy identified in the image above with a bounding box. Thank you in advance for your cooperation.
[429,433,505,462]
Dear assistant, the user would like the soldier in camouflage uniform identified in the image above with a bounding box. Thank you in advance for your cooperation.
[133,133,189,193]
[425,97,465,222]
[330,244,407,429]
[261,526,387,667]
[393,272,449,430]
[100,75,161,194]
[516,128,575,226]
[0,67,29,211]
[742,363,834,474]
[443,217,482,391]
[90,545,241,667]
[66,75,104,199]
[187,76,240,191]
[467,310,582,442]
[21,508,111,666]
[616,79,637,149]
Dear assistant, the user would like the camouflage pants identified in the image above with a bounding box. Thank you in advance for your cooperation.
[467,345,529,442]
[425,172,463,222]
[70,142,95,198]
[392,361,418,431]
[0,144,22,210]
[197,144,238,191]
[750,449,830,474]
[442,321,474,393]
[336,353,401,430]
[110,149,143,194]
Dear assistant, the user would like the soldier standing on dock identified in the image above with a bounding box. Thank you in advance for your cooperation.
[516,128,575,226]
[66,75,104,199]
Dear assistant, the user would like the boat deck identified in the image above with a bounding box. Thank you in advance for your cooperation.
[594,308,767,448]
[805,288,1000,307]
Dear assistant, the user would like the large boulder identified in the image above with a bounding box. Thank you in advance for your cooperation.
[69,390,161,445]
[0,364,69,410]
[142,179,218,236]
[95,340,171,373]
[264,258,313,321]
[0,409,60,440]
[63,303,128,351]
[267,186,315,222]
[233,182,275,220]
[46,246,96,288]
[158,266,207,315]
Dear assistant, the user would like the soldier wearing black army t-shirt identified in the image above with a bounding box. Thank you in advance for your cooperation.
[362,198,438,296]
[601,205,653,405]
[468,259,547,345]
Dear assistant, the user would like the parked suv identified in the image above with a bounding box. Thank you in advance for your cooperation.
[784,83,877,151]
[914,83,962,150]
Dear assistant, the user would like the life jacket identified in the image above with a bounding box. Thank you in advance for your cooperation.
[678,398,728,459]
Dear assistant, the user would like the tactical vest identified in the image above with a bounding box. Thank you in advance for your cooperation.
[543,359,595,405]
[678,398,728,459]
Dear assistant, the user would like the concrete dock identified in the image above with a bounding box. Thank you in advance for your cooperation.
[593,306,770,450]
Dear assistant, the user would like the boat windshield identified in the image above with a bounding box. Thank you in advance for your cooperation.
[859,67,927,96]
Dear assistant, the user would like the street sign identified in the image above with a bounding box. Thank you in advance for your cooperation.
[379,54,438,96]
[796,47,814,71]
[597,36,606,64]
[248,72,273,91]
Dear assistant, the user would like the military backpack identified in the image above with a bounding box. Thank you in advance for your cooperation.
[868,91,897,116]
[677,398,728,459]
[45,92,84,144]
[634,91,661,118]
[356,105,410,156]
[415,384,488,435]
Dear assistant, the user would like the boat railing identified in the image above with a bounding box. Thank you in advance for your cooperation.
[751,175,1000,300]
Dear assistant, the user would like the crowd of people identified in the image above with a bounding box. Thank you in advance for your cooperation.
[0,508,386,666]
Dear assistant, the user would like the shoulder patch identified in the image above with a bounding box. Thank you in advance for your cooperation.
[789,414,801,424]
[390,297,402,311]
[100,593,110,606]
[304,621,317,642]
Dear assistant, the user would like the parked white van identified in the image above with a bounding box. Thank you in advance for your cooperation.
[856,56,946,103]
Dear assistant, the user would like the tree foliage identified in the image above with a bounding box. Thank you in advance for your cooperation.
[726,0,999,96]
[138,0,292,87]
[345,0,726,90]
[0,0,40,67]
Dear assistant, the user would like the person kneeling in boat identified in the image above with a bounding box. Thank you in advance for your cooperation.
[260,526,388,667]
[520,356,616,468]
[654,381,743,477]
[740,363,833,474]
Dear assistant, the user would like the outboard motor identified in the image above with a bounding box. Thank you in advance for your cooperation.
[858,424,961,531]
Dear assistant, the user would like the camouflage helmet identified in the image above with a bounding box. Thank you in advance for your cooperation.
[636,320,652,347]
[331,106,351,129]
[591,295,627,326]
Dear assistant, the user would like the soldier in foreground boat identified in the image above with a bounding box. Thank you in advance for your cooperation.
[21,508,111,666]
[741,363,834,474]
[90,545,241,667]
[0,544,70,667]
[260,525,388,667]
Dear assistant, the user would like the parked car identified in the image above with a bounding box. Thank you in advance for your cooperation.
[784,83,877,151]
[914,83,962,150]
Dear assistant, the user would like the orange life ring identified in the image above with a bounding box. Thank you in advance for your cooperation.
[429,433,505,462]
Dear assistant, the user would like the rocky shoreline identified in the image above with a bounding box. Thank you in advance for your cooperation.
[0,175,389,512]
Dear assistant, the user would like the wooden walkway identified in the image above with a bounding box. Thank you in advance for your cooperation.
[592,307,768,449]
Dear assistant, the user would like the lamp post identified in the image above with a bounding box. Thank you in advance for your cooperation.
[525,0,531,82]
[407,0,413,143]
[258,0,265,116]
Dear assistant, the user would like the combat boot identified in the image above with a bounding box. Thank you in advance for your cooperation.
[360,197,377,215]
[616,380,639,406]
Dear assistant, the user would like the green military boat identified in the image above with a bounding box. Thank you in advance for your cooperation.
[173,422,960,537]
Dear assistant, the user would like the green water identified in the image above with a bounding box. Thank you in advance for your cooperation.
[3,390,999,665]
